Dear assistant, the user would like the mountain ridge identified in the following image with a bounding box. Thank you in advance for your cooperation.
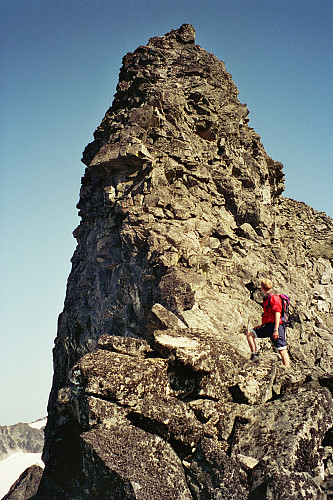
[0,420,45,461]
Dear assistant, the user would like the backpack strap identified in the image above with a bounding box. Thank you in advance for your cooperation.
[265,293,274,309]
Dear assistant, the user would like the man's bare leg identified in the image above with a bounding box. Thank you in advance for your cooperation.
[246,331,257,353]
[279,349,290,368]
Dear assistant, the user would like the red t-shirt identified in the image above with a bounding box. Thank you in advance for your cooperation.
[262,293,282,325]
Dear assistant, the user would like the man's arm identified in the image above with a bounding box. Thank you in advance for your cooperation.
[273,312,280,339]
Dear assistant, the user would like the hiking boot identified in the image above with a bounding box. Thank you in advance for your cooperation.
[250,353,260,362]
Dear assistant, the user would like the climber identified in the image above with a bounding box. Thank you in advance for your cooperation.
[246,278,290,368]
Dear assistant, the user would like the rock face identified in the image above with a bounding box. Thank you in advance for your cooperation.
[37,25,333,498]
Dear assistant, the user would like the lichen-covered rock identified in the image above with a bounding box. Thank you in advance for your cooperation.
[74,349,171,406]
[185,438,248,499]
[37,23,333,499]
[80,425,192,499]
[249,463,324,500]
[153,328,247,399]
[97,333,153,357]
[128,395,204,455]
[231,387,333,498]
[229,358,278,405]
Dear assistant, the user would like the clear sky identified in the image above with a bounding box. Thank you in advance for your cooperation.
[1,0,332,425]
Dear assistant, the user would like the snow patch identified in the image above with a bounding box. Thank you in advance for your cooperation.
[29,417,47,430]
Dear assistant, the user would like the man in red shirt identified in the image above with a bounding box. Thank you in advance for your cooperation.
[246,278,290,367]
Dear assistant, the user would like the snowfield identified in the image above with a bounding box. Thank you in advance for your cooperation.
[0,417,46,496]
[0,451,44,497]
[0,416,46,498]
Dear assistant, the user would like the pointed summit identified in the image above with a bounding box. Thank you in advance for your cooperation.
[154,23,196,44]
[82,24,284,229]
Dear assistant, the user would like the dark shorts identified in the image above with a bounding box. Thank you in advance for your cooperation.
[252,323,287,351]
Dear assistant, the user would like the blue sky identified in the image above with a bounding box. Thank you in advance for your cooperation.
[1,0,332,425]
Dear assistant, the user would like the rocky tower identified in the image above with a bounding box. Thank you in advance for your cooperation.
[36,25,332,498]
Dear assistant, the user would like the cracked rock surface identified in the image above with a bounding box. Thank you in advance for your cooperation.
[32,24,333,499]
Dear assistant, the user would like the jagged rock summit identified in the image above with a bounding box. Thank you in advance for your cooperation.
[32,24,332,499]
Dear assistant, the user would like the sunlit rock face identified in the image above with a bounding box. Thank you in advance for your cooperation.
[35,24,332,499]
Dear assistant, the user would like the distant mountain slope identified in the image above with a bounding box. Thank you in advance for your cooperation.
[0,419,45,460]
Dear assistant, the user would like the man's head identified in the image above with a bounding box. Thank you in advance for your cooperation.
[261,278,273,296]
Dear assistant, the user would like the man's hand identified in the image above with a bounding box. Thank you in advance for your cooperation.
[273,312,281,340]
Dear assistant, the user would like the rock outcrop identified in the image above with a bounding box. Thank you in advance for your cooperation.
[35,24,332,499]
[3,465,44,500]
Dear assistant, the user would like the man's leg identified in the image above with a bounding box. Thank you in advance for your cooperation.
[275,325,290,368]
[246,330,257,353]
[279,348,290,368]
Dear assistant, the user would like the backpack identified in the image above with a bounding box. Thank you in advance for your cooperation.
[267,294,292,327]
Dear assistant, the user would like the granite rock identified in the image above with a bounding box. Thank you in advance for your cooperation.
[34,24,333,499]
